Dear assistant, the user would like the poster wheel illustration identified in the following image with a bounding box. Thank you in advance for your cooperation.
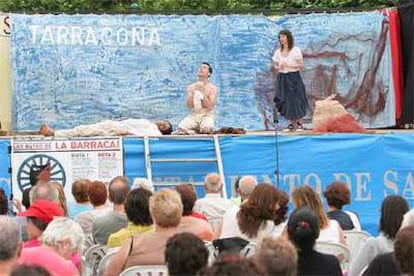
[17,154,66,192]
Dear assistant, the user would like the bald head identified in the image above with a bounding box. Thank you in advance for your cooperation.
[204,173,222,193]
[238,176,258,200]
[109,176,130,205]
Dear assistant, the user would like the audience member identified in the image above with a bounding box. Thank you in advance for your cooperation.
[287,207,342,276]
[201,256,263,276]
[230,176,242,205]
[107,187,154,248]
[230,176,258,206]
[19,217,83,276]
[291,185,346,245]
[274,189,289,237]
[75,181,109,234]
[254,236,297,276]
[68,179,92,218]
[176,184,213,241]
[51,182,68,217]
[15,182,59,242]
[106,189,183,276]
[394,225,414,276]
[350,195,409,276]
[324,181,361,230]
[0,187,8,215]
[219,183,279,244]
[11,264,51,276]
[21,164,51,211]
[30,182,58,204]
[165,232,209,276]
[194,173,233,221]
[93,176,129,245]
[0,216,21,275]
[363,226,414,276]
[18,200,64,248]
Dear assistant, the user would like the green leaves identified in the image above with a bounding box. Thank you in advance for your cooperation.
[0,0,394,13]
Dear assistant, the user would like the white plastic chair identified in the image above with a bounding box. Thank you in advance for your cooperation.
[120,265,168,276]
[83,244,108,276]
[205,241,217,265]
[83,234,96,254]
[343,230,371,261]
[315,241,351,271]
[205,240,257,264]
[239,242,256,258]
[97,247,120,276]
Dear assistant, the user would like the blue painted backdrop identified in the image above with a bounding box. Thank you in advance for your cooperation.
[11,12,394,131]
[1,133,413,235]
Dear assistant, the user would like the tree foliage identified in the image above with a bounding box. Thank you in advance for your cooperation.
[0,0,398,13]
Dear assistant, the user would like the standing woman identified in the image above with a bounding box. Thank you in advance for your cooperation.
[272,29,308,131]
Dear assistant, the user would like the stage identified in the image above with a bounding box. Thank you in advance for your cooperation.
[1,130,413,235]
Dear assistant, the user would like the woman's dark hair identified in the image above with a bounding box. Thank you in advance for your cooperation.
[202,256,263,276]
[274,189,289,225]
[324,181,351,209]
[28,217,48,231]
[0,187,8,215]
[394,226,414,274]
[165,233,209,276]
[11,264,51,276]
[175,184,197,216]
[287,207,320,252]
[22,188,32,210]
[278,29,294,50]
[125,188,153,226]
[379,195,409,239]
[237,183,279,238]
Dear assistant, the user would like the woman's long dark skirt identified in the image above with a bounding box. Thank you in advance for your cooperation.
[274,71,308,121]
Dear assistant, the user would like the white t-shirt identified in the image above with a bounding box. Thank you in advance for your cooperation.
[317,219,341,243]
[272,46,303,73]
[220,206,277,244]
[193,193,234,221]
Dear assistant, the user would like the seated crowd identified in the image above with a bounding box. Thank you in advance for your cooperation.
[0,172,413,276]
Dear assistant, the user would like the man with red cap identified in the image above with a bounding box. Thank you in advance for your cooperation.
[18,199,64,248]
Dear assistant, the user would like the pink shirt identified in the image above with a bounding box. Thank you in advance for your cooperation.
[19,246,79,276]
[22,239,81,270]
[23,239,41,248]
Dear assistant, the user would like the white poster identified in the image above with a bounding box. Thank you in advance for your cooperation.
[11,137,124,205]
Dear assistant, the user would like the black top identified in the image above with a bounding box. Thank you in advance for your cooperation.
[327,209,354,230]
[297,250,342,276]
[362,252,401,276]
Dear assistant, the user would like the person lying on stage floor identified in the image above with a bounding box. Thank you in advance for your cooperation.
[175,62,218,135]
[39,118,173,137]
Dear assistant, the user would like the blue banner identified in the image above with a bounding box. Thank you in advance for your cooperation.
[11,12,394,131]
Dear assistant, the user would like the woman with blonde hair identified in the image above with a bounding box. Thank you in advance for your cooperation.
[290,185,346,245]
[105,188,183,276]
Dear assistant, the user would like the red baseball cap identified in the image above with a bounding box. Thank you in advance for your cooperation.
[18,199,64,224]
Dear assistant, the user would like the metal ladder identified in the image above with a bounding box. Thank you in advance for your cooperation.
[143,135,227,198]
